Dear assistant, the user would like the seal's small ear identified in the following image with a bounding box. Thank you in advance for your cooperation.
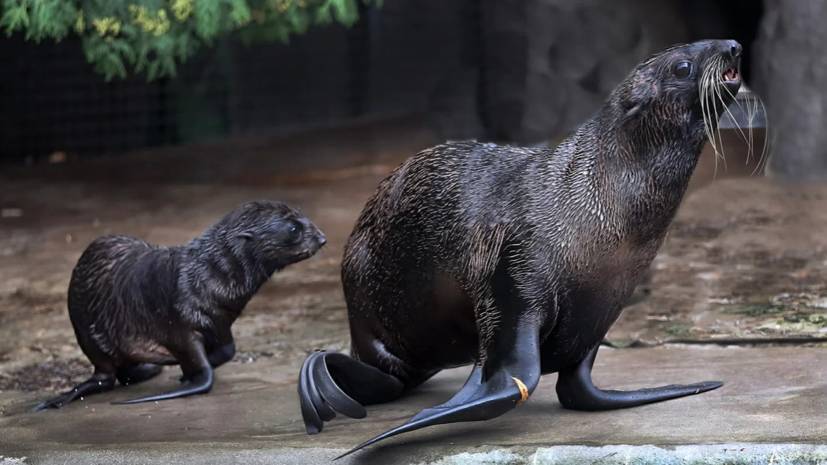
[622,73,660,120]
[236,232,254,241]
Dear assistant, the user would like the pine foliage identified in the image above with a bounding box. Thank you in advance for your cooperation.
[1,0,378,80]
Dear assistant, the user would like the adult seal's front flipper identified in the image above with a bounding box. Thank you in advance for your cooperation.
[556,345,723,411]
[336,321,541,460]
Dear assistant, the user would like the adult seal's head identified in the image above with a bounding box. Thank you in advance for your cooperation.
[610,39,742,153]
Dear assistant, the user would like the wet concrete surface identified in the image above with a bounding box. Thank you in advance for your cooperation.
[1,117,826,463]
[2,346,826,463]
[615,179,827,345]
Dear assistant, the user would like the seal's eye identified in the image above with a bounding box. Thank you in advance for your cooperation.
[672,61,692,79]
[286,220,304,243]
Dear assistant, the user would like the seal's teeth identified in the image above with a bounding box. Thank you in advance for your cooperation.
[722,68,739,82]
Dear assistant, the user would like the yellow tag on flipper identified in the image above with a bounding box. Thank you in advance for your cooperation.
[512,377,529,405]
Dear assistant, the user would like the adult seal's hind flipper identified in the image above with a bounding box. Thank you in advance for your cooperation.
[299,351,405,434]
[556,345,723,411]
[337,317,541,459]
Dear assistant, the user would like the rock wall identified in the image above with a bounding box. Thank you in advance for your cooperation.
[2,0,773,161]
[754,0,827,180]
[478,0,694,143]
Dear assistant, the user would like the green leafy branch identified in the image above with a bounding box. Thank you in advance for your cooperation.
[1,0,379,81]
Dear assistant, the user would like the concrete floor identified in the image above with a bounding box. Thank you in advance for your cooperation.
[1,117,826,464]
[3,346,827,464]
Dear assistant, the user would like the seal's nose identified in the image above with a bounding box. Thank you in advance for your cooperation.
[727,40,742,59]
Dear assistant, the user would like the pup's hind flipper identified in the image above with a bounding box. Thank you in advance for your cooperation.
[33,370,116,411]
[116,363,163,386]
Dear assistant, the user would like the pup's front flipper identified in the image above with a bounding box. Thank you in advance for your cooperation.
[112,336,214,404]
[116,363,163,386]
[337,320,541,459]
[556,345,722,411]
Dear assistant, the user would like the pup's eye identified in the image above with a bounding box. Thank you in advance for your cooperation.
[672,61,692,79]
[287,221,304,242]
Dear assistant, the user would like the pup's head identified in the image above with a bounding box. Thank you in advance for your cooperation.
[219,200,326,270]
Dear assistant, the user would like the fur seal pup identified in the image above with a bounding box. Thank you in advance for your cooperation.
[36,200,326,410]
[298,40,743,456]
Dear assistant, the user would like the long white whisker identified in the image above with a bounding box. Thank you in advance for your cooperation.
[718,86,754,164]
[752,96,770,176]
[699,56,722,177]
[745,90,756,165]
[708,58,728,177]
[719,83,749,152]
[713,85,729,173]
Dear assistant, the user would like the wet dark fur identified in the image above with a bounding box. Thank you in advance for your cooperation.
[343,40,738,383]
[40,201,325,408]
[299,41,741,452]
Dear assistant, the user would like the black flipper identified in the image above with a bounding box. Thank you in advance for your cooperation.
[111,369,213,404]
[207,342,236,368]
[556,345,723,411]
[112,336,214,405]
[33,370,116,411]
[299,351,405,434]
[116,363,163,386]
[336,319,541,460]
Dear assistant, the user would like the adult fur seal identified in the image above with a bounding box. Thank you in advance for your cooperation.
[298,40,743,456]
[36,200,326,410]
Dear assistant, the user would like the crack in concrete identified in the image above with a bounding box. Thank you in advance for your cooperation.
[602,337,827,349]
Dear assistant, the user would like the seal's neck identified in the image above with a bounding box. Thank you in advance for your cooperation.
[577,108,707,240]
[600,104,706,169]
[183,233,275,318]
